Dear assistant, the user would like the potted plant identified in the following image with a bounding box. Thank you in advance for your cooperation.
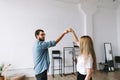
[0,64,11,80]
[0,64,4,80]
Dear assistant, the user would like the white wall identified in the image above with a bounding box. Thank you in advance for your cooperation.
[0,0,83,76]
[117,5,120,56]
[93,1,119,70]
[116,4,120,68]
[78,0,119,69]
[94,7,118,63]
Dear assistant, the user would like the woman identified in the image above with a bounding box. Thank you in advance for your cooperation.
[68,28,97,80]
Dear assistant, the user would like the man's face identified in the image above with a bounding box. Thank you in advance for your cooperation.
[37,31,45,41]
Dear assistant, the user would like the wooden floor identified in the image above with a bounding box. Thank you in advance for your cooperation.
[26,70,120,80]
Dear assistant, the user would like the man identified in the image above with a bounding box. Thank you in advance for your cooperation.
[33,28,69,80]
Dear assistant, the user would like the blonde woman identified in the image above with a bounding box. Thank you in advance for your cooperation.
[68,28,97,80]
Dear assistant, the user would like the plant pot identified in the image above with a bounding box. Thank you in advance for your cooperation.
[0,76,4,80]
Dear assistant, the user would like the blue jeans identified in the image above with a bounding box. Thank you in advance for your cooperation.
[35,70,47,80]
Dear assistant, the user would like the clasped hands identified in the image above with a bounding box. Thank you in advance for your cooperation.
[63,28,74,34]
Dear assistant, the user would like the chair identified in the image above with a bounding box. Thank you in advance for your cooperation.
[52,50,62,77]
[115,56,120,69]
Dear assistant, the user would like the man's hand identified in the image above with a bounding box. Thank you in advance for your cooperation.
[63,30,69,34]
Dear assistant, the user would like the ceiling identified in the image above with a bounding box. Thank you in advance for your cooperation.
[54,0,119,4]
[54,0,80,4]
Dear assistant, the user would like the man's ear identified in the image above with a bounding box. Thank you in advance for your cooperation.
[36,35,39,39]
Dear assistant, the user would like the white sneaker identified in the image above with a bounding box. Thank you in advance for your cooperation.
[109,67,111,71]
[111,67,114,71]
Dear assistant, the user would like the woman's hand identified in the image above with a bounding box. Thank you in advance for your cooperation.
[67,28,74,32]
[63,28,74,35]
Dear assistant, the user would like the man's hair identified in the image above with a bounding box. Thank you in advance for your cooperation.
[35,29,44,38]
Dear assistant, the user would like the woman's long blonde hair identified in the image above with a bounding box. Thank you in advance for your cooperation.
[79,35,97,72]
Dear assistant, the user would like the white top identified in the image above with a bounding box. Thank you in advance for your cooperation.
[77,55,93,75]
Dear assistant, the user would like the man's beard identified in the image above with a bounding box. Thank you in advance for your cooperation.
[39,38,45,41]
